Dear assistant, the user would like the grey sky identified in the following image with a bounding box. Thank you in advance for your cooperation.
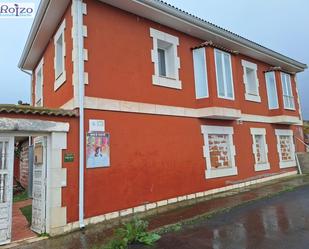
[0,0,308,119]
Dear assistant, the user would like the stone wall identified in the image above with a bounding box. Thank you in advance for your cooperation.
[279,136,292,161]
[19,141,29,189]
[208,134,230,169]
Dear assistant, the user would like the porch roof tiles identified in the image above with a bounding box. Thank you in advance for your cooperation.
[0,105,78,117]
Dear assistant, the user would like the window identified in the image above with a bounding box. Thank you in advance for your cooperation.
[158,49,167,76]
[275,129,296,168]
[242,60,260,102]
[193,48,208,99]
[55,34,64,78]
[35,58,44,107]
[281,73,295,110]
[150,28,181,89]
[265,72,279,109]
[201,125,237,179]
[214,49,234,100]
[54,20,66,91]
[250,128,270,171]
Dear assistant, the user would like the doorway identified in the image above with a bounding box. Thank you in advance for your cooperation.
[12,136,36,242]
[0,135,48,245]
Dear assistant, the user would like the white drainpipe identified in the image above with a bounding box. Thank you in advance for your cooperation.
[73,0,85,228]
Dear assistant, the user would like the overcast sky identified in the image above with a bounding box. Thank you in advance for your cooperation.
[0,0,308,119]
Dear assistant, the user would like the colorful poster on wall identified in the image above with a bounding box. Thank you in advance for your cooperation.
[86,132,110,168]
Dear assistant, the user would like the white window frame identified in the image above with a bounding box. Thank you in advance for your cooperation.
[265,71,279,109]
[281,72,295,110]
[201,125,238,179]
[54,19,66,91]
[214,49,235,100]
[192,47,209,99]
[250,128,270,171]
[242,60,261,102]
[35,58,44,107]
[193,48,208,99]
[150,28,181,89]
[275,129,296,168]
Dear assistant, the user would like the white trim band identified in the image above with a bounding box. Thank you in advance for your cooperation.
[61,97,302,125]
[82,97,242,120]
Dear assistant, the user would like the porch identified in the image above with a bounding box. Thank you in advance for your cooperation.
[0,105,78,246]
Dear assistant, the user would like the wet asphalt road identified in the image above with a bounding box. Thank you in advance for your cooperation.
[131,185,309,249]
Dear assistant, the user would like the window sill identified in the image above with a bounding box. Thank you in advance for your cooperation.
[279,160,296,169]
[196,95,209,100]
[254,162,270,172]
[205,167,238,179]
[152,75,182,89]
[54,71,67,91]
[284,107,296,111]
[217,95,235,101]
[269,106,279,110]
[245,93,261,103]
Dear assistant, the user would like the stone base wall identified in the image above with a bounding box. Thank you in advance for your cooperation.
[19,141,29,189]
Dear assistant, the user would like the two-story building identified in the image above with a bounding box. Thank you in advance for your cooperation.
[0,0,307,245]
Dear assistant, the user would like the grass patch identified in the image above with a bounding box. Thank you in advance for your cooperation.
[13,190,29,203]
[20,205,32,225]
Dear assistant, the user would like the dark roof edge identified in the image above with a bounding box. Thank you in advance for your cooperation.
[19,0,307,72]
[140,0,307,71]
[18,0,50,69]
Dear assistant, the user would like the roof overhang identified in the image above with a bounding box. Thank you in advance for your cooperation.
[19,0,307,73]
[18,0,70,70]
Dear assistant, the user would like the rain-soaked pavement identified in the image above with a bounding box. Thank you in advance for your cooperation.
[131,185,309,249]
[12,175,309,249]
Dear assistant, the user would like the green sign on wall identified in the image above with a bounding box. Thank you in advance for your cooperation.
[64,153,74,163]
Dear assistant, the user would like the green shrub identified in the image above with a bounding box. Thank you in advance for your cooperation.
[102,218,161,249]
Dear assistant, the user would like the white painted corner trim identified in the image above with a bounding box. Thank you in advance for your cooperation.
[250,128,270,172]
[71,0,87,230]
[47,132,68,234]
[201,125,238,179]
[72,0,88,108]
[294,76,303,120]
[275,129,296,169]
[150,28,181,89]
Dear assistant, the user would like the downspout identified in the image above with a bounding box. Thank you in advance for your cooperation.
[75,0,85,229]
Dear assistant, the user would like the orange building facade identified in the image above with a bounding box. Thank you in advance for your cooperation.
[17,0,307,235]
